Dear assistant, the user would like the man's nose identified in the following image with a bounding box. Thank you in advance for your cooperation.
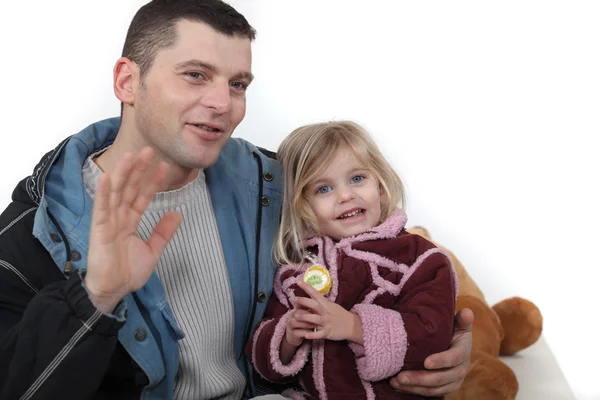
[201,81,232,114]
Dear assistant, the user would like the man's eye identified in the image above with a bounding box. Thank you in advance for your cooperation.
[187,72,203,80]
[317,186,332,194]
[351,175,364,183]
[230,81,248,91]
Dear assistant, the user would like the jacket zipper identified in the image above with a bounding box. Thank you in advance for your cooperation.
[46,207,73,276]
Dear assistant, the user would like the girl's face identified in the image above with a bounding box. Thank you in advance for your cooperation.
[304,148,383,240]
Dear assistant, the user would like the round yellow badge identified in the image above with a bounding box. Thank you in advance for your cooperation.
[302,265,331,294]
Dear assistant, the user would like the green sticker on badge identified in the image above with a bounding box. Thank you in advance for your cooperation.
[306,275,323,286]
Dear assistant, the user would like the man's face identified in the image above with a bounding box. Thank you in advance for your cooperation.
[132,20,252,169]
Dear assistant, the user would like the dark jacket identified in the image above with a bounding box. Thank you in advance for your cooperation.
[0,170,138,399]
[0,118,284,400]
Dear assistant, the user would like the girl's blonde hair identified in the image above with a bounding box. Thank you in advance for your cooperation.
[274,120,405,266]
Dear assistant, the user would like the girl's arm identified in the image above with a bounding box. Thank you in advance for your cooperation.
[348,250,457,382]
[244,270,311,382]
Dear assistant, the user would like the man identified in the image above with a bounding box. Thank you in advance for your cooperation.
[0,1,473,399]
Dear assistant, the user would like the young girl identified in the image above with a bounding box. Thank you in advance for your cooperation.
[246,121,458,399]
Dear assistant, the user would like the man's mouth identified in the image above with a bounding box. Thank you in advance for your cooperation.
[337,209,364,219]
[195,124,221,133]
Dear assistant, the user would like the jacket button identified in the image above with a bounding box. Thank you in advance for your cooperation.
[134,328,147,342]
[263,172,274,181]
[261,196,270,206]
[257,292,266,303]
[71,251,82,261]
[50,233,62,243]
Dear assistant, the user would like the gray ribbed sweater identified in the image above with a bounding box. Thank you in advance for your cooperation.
[82,155,245,399]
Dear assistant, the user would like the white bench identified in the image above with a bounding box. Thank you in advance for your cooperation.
[500,336,575,400]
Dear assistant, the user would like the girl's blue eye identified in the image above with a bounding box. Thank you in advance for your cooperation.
[317,185,332,194]
[351,175,364,183]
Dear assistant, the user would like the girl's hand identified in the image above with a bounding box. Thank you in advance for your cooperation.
[285,308,313,347]
[281,304,315,364]
[295,281,363,344]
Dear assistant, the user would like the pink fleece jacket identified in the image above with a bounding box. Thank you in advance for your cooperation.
[245,209,458,399]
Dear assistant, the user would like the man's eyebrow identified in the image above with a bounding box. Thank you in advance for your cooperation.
[232,71,254,83]
[174,59,254,83]
[174,59,216,72]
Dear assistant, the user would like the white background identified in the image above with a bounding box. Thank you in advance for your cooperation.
[1,1,598,399]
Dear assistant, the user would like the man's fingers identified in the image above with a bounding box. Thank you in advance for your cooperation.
[109,152,134,210]
[421,309,474,369]
[131,161,169,215]
[424,341,468,370]
[147,211,181,260]
[91,173,111,226]
[390,378,461,397]
[122,148,154,206]
[455,308,474,331]
[391,367,463,394]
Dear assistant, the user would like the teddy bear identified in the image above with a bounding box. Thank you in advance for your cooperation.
[407,226,543,400]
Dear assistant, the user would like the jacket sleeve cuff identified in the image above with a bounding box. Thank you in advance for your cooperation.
[349,304,408,381]
[62,269,126,336]
[268,310,311,376]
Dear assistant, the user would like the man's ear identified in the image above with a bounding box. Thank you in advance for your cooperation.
[113,57,139,106]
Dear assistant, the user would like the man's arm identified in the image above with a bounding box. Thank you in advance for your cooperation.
[1,147,180,399]
[390,308,474,397]
[0,268,124,400]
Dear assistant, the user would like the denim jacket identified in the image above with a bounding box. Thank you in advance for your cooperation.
[30,117,282,398]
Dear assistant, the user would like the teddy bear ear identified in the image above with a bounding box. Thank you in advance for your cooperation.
[406,225,430,239]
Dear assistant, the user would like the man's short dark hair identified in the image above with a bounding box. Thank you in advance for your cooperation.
[122,0,256,79]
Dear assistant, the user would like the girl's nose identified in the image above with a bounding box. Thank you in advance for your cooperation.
[337,186,355,202]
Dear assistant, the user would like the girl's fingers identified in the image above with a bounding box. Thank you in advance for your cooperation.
[291,328,311,340]
[294,296,321,313]
[289,317,314,330]
[294,311,322,326]
[297,281,327,304]
[305,328,327,341]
